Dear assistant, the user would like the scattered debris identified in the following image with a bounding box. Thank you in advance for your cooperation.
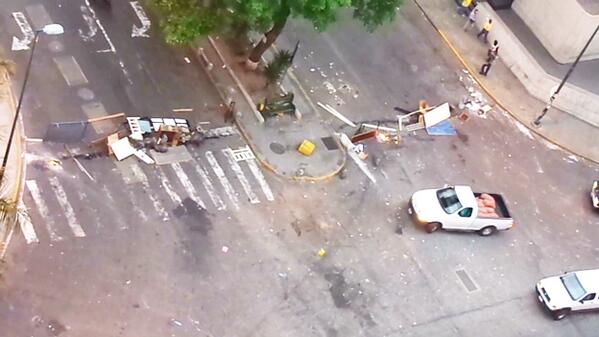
[317,248,326,257]
[221,245,229,253]
[317,102,356,127]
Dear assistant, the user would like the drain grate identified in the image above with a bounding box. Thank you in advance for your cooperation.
[321,136,339,151]
[456,269,478,292]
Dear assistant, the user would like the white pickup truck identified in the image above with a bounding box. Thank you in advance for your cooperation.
[408,185,514,236]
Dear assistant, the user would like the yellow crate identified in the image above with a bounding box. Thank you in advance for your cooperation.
[297,140,315,156]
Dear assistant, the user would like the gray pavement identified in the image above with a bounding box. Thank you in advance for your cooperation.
[195,37,346,181]
[415,0,599,164]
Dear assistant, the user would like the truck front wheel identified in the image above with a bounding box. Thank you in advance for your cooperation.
[552,308,570,320]
[425,222,441,233]
[478,226,496,236]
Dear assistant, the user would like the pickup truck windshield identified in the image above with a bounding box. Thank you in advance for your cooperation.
[560,273,586,301]
[436,187,462,214]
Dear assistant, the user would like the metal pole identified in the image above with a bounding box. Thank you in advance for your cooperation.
[533,24,599,127]
[0,31,40,183]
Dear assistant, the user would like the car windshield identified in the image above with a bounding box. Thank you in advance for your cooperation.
[560,273,586,301]
[436,187,462,214]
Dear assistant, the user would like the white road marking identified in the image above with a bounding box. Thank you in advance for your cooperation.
[26,180,62,241]
[100,185,128,230]
[11,12,34,51]
[193,164,226,211]
[130,1,151,38]
[171,163,206,209]
[223,149,260,204]
[246,159,274,201]
[205,151,239,210]
[78,6,97,41]
[17,203,38,244]
[131,163,169,220]
[83,0,116,53]
[49,177,86,238]
[156,167,183,205]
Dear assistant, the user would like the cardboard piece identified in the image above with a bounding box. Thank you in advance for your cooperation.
[110,137,136,161]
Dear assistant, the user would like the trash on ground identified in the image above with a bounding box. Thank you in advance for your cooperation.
[110,137,136,161]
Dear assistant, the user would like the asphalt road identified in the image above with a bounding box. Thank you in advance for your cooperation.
[1,1,599,337]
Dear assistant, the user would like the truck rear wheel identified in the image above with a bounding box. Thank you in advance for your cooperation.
[425,222,441,233]
[478,226,496,236]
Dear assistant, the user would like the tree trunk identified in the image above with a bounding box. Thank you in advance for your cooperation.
[246,5,290,69]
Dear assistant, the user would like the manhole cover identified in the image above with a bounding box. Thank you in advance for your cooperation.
[321,136,339,151]
[269,142,286,155]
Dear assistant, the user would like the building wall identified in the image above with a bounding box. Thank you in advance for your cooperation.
[513,0,599,63]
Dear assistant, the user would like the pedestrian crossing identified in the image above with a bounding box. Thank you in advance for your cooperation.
[19,146,276,245]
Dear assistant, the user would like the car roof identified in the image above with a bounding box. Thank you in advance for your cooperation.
[574,269,599,293]
[454,185,475,207]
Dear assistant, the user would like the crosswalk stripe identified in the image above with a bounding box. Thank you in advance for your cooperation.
[246,159,274,201]
[100,184,128,230]
[49,177,86,238]
[223,149,260,204]
[171,163,206,209]
[193,164,226,211]
[131,162,169,220]
[25,180,63,242]
[205,151,239,211]
[156,166,183,205]
[17,203,38,244]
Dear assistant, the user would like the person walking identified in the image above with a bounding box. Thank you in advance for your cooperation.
[477,18,492,42]
[224,101,236,123]
[480,40,499,76]
[463,7,478,31]
[457,0,473,16]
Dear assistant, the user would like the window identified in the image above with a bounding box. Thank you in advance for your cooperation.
[458,208,473,218]
[560,273,587,301]
[582,293,595,301]
[436,187,462,214]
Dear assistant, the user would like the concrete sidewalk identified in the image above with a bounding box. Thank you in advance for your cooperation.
[415,0,599,164]
[0,63,25,259]
[193,37,346,181]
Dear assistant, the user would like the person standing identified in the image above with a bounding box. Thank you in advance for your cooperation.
[457,0,473,16]
[463,7,478,31]
[480,40,499,76]
[477,18,492,42]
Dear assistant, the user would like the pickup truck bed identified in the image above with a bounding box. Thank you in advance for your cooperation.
[473,193,510,218]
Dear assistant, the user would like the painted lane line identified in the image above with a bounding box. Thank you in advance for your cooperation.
[193,164,226,211]
[17,203,38,244]
[83,0,116,53]
[26,180,62,241]
[78,6,97,41]
[49,177,86,238]
[100,185,128,230]
[156,167,183,205]
[77,190,103,229]
[222,149,260,204]
[130,162,169,220]
[11,12,34,51]
[171,163,206,209]
[130,1,151,38]
[246,159,274,201]
[205,151,239,211]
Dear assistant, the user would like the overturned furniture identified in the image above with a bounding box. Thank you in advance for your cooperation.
[398,102,451,133]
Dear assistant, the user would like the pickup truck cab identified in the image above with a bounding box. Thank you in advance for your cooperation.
[408,185,513,236]
[536,269,599,320]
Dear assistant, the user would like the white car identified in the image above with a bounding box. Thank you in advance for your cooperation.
[536,269,599,320]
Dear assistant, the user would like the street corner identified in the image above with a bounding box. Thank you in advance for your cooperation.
[235,122,346,182]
